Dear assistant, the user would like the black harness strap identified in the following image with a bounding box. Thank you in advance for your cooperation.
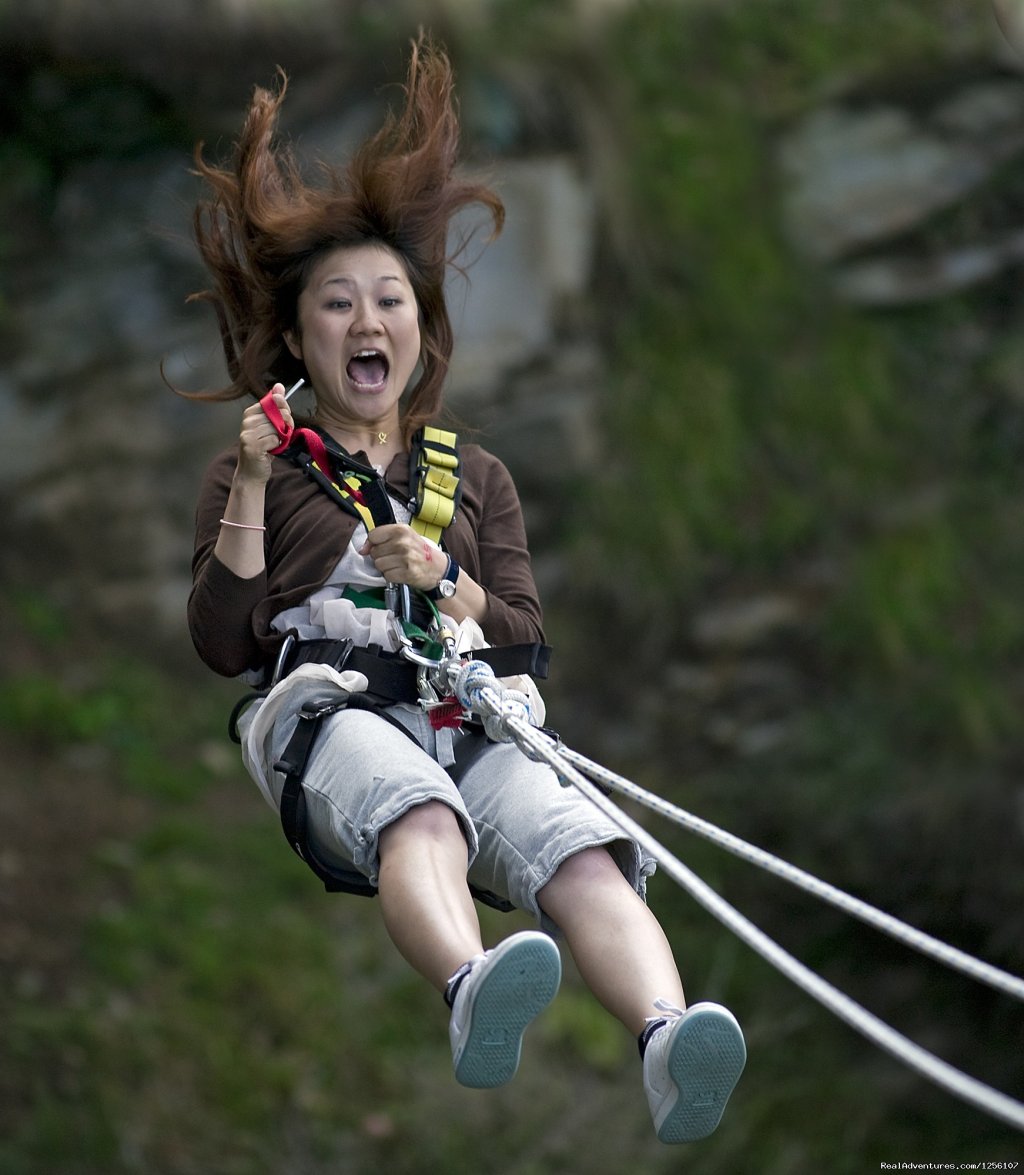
[277,640,420,704]
[280,430,398,529]
[472,642,552,680]
[274,690,515,911]
[276,637,551,696]
[276,696,377,898]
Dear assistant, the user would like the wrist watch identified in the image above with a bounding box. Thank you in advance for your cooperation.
[430,553,460,600]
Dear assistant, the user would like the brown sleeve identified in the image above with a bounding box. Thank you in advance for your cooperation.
[187,447,268,677]
[446,446,546,648]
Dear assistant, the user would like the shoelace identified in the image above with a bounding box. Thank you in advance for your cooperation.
[648,998,685,1022]
[638,998,686,1059]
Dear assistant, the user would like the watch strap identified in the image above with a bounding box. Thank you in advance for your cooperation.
[428,553,460,600]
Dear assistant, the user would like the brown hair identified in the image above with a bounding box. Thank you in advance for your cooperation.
[182,34,504,440]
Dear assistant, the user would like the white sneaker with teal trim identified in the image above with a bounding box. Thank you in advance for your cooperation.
[447,931,561,1089]
[642,1000,746,1143]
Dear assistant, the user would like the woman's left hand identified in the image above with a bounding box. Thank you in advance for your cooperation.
[360,524,443,591]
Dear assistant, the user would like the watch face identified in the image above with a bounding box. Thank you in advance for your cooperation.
[439,578,456,598]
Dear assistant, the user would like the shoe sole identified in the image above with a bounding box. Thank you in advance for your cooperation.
[453,933,561,1089]
[654,1002,746,1143]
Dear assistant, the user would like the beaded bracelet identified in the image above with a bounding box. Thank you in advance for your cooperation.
[219,518,267,531]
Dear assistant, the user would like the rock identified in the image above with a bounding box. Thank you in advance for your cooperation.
[778,80,1024,262]
[833,228,1024,304]
[445,156,596,399]
[933,78,1024,136]
[705,714,792,756]
[780,106,975,261]
[690,594,805,651]
[992,0,1024,63]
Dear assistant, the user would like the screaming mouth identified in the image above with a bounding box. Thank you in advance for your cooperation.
[347,349,390,389]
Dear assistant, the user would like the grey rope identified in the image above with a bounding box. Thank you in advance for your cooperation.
[448,659,1024,1133]
[557,746,1024,1003]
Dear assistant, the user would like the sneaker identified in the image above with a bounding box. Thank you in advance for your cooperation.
[642,999,746,1143]
[447,931,561,1089]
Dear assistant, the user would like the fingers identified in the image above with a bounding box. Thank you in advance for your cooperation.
[361,524,427,558]
[361,525,440,589]
[241,403,285,451]
[265,383,295,432]
[236,384,293,482]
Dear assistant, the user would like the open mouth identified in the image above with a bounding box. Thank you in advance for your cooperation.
[346,349,390,391]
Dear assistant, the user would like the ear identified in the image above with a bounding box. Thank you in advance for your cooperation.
[283,328,302,360]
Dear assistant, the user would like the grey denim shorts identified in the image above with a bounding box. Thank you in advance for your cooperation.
[266,701,655,932]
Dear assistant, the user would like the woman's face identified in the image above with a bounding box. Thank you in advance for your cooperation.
[285,243,421,429]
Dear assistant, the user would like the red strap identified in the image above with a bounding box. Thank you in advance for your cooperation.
[259,390,332,476]
[428,699,464,730]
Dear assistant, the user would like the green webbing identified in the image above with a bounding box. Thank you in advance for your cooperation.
[340,585,444,658]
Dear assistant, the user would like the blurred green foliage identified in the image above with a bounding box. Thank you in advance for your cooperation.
[0,58,185,184]
[578,0,1024,758]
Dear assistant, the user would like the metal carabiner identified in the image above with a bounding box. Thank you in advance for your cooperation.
[384,582,413,627]
[269,633,296,688]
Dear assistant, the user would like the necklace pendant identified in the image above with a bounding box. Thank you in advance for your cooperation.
[376,431,388,446]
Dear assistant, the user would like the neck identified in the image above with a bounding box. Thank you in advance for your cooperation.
[315,409,402,458]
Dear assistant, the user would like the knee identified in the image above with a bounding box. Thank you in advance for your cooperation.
[379,799,465,855]
[540,845,624,908]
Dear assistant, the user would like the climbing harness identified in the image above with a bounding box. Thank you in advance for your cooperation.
[226,627,548,907]
[238,390,551,903]
[437,654,1024,1134]
[258,635,549,904]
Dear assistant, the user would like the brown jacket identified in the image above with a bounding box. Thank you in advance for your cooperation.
[188,440,545,678]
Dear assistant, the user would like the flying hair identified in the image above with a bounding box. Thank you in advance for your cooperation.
[182,33,504,440]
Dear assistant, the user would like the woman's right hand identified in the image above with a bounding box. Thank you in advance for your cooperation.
[216,385,292,578]
[236,383,294,485]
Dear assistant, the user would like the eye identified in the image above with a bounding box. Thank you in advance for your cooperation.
[380,296,402,308]
[326,298,352,310]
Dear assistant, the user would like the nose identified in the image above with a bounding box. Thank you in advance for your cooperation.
[351,297,383,336]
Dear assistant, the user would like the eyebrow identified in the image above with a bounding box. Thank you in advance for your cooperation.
[319,274,404,290]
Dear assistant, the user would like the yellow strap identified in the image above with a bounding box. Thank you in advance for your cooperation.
[411,517,443,544]
[410,427,459,544]
[423,466,458,498]
[342,475,376,531]
[313,464,376,530]
[417,487,456,529]
[421,427,459,470]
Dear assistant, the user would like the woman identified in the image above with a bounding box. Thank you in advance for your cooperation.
[185,35,744,1143]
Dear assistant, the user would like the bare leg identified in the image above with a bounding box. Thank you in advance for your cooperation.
[377,800,483,992]
[538,846,685,1036]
